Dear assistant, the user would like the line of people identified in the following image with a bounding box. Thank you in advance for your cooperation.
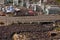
[0,5,20,13]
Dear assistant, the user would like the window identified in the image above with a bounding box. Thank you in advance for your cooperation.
[18,0,21,3]
[4,0,13,5]
[29,0,32,1]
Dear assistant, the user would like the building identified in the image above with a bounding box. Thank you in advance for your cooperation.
[0,0,47,6]
[0,0,4,4]
[0,0,47,11]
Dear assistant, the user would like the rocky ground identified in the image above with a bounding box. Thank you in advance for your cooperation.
[0,23,55,40]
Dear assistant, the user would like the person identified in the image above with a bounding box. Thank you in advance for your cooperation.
[5,6,10,13]
[9,5,15,12]
[14,7,20,15]
[0,5,2,11]
[5,5,15,13]
[2,7,5,13]
[12,33,20,40]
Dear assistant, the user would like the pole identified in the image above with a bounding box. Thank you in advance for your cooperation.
[21,0,24,6]
[26,0,29,8]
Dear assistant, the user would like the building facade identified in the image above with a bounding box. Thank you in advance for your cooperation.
[0,0,47,5]
[1,0,57,6]
[0,0,4,4]
[0,0,47,11]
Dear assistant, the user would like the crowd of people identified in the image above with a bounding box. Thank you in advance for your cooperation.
[0,5,39,16]
[0,5,21,16]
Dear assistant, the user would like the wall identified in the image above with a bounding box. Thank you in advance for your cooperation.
[0,0,4,4]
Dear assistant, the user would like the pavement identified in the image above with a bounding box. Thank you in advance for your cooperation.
[0,15,60,26]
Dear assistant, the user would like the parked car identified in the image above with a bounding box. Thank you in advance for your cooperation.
[28,9,37,16]
[45,5,60,15]
[14,8,37,16]
[14,8,27,16]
